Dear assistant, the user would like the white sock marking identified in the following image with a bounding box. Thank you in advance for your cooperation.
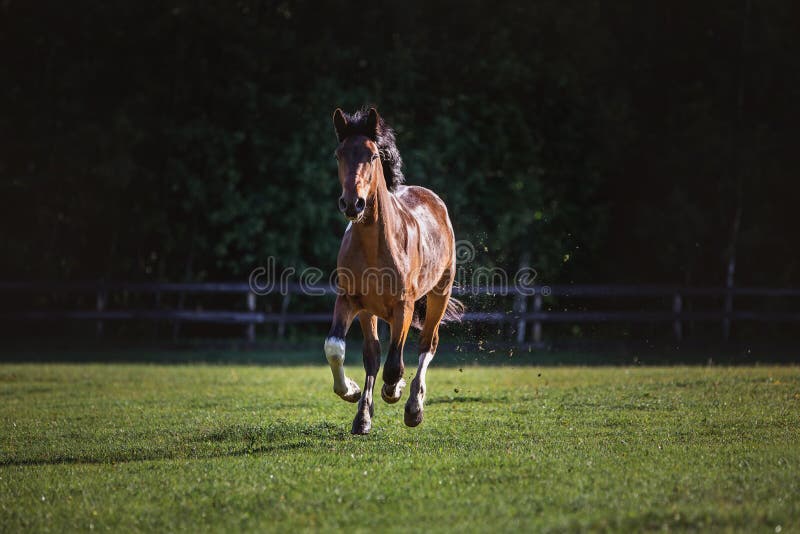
[417,351,434,383]
[324,337,347,393]
[324,337,358,397]
[412,351,434,408]
[324,337,346,365]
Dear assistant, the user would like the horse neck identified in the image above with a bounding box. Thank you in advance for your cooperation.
[352,171,403,258]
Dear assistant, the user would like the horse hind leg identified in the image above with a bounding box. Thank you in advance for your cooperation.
[404,291,449,427]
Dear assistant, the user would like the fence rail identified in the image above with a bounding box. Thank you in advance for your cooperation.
[4,281,800,297]
[2,281,799,343]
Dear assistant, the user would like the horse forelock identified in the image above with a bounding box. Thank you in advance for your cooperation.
[337,108,405,191]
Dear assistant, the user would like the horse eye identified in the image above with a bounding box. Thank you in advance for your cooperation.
[333,153,339,161]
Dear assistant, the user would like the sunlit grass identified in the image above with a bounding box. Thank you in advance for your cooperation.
[1,363,798,532]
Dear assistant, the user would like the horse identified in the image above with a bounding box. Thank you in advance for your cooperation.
[323,107,463,435]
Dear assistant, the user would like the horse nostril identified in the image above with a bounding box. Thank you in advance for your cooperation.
[338,197,347,212]
[355,197,366,212]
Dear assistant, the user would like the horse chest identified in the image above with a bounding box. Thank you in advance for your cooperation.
[344,265,407,298]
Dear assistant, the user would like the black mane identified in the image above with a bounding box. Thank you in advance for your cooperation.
[335,108,405,191]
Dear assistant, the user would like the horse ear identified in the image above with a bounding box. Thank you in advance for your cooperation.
[333,108,348,141]
[366,108,380,139]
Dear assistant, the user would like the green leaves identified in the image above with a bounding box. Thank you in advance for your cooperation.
[2,0,796,289]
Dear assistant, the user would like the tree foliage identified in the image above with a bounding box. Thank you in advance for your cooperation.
[1,1,797,286]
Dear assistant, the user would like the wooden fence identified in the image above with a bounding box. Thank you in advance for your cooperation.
[1,281,799,344]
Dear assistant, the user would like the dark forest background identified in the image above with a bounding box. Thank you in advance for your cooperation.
[1,0,798,290]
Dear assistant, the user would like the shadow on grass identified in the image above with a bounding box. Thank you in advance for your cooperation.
[426,395,506,405]
[0,421,350,467]
[196,420,345,444]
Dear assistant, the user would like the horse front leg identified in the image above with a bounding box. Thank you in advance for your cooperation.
[351,312,381,435]
[324,295,361,403]
[381,300,413,404]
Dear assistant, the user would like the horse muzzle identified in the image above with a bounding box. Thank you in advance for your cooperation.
[339,196,366,220]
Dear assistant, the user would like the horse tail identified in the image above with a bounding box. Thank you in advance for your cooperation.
[443,296,465,323]
[411,294,465,330]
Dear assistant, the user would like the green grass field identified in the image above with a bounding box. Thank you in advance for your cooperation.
[1,362,798,532]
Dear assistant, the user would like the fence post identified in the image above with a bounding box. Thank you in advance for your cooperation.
[672,293,683,342]
[153,290,161,339]
[723,289,733,342]
[95,289,107,339]
[533,293,543,344]
[515,293,528,344]
[514,252,531,344]
[246,291,256,343]
[277,293,291,339]
[173,291,185,342]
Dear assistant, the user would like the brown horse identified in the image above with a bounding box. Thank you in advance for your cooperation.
[324,107,463,435]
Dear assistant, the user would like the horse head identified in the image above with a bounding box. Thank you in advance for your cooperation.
[332,108,383,222]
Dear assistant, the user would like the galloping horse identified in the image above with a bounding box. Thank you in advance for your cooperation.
[324,107,463,435]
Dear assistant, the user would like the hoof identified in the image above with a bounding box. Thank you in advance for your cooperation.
[351,415,372,435]
[351,399,373,435]
[380,379,406,404]
[339,388,361,403]
[335,378,361,403]
[404,403,424,427]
